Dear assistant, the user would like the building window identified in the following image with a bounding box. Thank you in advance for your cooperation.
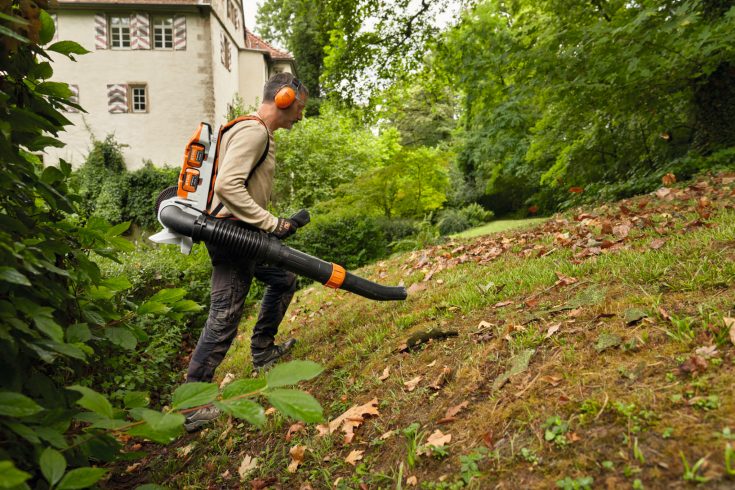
[110,16,131,48]
[130,84,147,112]
[221,34,231,70]
[153,16,173,48]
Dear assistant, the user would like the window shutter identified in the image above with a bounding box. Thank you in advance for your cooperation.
[94,14,108,49]
[131,13,150,50]
[107,84,128,113]
[173,15,186,50]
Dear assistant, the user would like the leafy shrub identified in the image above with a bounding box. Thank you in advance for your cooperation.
[94,243,212,401]
[74,138,178,230]
[437,203,494,235]
[376,217,419,244]
[288,213,388,270]
[437,208,470,235]
[125,162,179,230]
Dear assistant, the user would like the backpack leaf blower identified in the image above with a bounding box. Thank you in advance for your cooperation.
[149,121,407,302]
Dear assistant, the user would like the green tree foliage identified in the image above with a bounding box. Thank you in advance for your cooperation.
[376,76,458,148]
[440,0,735,213]
[271,106,385,212]
[256,0,340,112]
[334,137,450,219]
[257,0,458,104]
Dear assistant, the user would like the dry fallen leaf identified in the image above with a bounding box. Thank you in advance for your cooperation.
[662,173,676,186]
[612,224,630,239]
[219,372,235,389]
[493,300,513,308]
[426,360,437,368]
[429,367,451,390]
[418,429,452,455]
[380,430,396,440]
[177,443,195,457]
[404,376,422,392]
[250,478,276,490]
[265,407,277,416]
[540,375,562,387]
[345,449,364,466]
[287,445,306,473]
[678,355,707,376]
[438,401,469,424]
[316,398,380,444]
[406,475,418,486]
[545,323,561,339]
[695,345,718,359]
[286,422,305,442]
[378,366,391,381]
[725,317,735,346]
[238,454,258,481]
[650,238,665,250]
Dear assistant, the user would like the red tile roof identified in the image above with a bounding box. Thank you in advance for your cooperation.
[245,28,292,60]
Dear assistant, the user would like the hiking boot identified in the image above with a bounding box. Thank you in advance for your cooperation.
[252,338,297,371]
[184,406,221,433]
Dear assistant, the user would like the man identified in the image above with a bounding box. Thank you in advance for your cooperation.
[184,73,308,431]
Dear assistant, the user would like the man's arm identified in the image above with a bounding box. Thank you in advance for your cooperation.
[213,123,279,232]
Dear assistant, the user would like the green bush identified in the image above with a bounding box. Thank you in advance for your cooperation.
[125,162,179,230]
[288,214,388,270]
[437,203,495,235]
[74,138,178,230]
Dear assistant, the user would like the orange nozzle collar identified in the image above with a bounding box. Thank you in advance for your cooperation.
[325,264,346,289]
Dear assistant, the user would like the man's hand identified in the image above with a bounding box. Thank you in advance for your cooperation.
[272,217,298,239]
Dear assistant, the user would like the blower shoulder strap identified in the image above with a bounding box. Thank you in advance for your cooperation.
[207,115,270,217]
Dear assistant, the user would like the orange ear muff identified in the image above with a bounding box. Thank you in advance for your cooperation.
[274,85,296,109]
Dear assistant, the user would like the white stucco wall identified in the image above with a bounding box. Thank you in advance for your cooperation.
[209,18,241,126]
[238,50,267,108]
[47,9,216,169]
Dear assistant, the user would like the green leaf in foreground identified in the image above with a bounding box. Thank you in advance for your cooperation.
[265,389,323,423]
[0,391,44,417]
[47,40,90,56]
[0,266,31,286]
[67,385,114,418]
[266,360,323,388]
[171,382,217,410]
[149,288,187,304]
[0,460,31,488]
[126,409,184,444]
[221,378,266,400]
[40,447,66,486]
[215,398,265,427]
[56,467,107,490]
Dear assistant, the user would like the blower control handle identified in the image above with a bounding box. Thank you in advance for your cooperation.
[290,209,311,228]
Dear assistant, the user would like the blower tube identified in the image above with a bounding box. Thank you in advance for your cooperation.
[159,204,407,301]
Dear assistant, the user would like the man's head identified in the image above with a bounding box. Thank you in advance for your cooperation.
[262,73,308,130]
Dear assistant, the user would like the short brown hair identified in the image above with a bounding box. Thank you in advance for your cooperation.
[263,72,309,102]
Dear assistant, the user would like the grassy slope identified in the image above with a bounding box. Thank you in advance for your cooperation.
[125,172,735,490]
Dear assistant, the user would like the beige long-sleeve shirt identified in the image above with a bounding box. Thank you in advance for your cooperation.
[210,117,279,232]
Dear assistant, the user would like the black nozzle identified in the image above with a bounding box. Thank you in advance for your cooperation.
[158,204,406,301]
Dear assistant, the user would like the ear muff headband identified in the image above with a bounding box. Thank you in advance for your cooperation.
[274,79,303,109]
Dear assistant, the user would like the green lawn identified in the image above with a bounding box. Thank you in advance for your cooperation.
[454,217,549,238]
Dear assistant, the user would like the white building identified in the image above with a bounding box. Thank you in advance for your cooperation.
[48,0,294,169]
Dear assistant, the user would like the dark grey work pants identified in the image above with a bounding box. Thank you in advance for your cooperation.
[186,238,297,383]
